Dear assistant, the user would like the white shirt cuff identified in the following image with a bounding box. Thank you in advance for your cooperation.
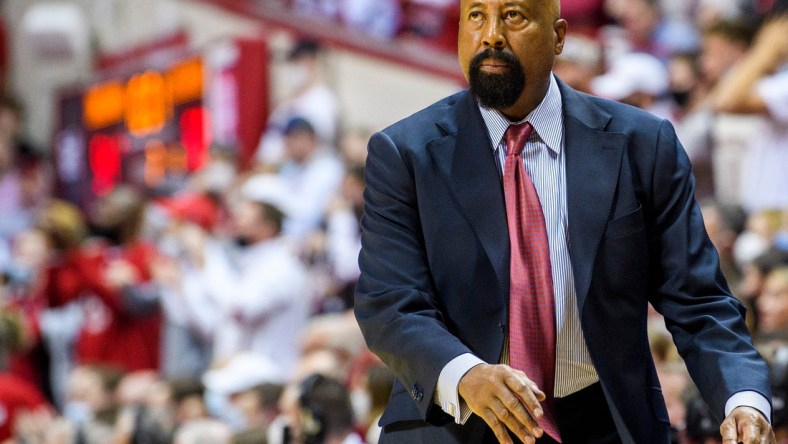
[725,391,771,423]
[435,353,485,424]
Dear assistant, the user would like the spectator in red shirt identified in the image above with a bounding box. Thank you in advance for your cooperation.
[44,187,161,373]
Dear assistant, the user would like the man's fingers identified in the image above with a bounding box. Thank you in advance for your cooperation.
[720,416,738,444]
[498,371,545,441]
[504,371,545,416]
[459,365,549,444]
[481,407,514,444]
[493,396,541,442]
[722,408,775,444]
[741,422,757,444]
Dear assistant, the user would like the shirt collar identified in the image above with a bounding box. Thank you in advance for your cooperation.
[478,74,564,154]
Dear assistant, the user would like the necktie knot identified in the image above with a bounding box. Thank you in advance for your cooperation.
[504,122,534,157]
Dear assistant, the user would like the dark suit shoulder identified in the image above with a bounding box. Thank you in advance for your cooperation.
[379,90,467,146]
[574,89,666,135]
[556,79,663,133]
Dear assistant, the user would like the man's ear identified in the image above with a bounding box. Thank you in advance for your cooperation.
[554,19,568,55]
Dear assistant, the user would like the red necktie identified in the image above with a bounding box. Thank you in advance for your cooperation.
[503,122,560,442]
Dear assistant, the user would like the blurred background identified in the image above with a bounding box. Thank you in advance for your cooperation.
[0,0,786,442]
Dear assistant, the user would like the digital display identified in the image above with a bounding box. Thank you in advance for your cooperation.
[57,56,210,202]
[54,38,269,207]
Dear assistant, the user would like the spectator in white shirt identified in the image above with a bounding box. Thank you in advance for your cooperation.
[715,15,788,212]
[170,175,311,377]
[274,117,344,242]
[256,40,340,167]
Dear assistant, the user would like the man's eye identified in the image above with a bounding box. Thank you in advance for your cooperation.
[506,11,521,20]
[470,11,483,20]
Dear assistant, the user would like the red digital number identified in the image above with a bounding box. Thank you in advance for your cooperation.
[88,134,123,196]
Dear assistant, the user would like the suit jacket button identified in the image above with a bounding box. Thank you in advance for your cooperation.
[412,383,423,402]
[498,322,506,333]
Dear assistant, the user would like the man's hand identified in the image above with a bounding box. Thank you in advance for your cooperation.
[720,406,775,444]
[458,363,545,444]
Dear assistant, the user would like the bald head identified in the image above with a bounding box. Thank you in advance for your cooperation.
[459,0,561,14]
[460,0,561,20]
[547,0,561,19]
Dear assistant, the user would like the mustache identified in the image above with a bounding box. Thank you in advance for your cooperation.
[467,48,525,110]
[470,49,520,69]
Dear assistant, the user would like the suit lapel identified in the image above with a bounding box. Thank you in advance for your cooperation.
[426,84,628,310]
[559,82,627,310]
[427,92,511,299]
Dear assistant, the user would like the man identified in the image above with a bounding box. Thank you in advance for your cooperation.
[675,20,755,204]
[354,0,773,443]
[192,175,310,374]
[201,352,284,433]
[294,373,363,444]
[605,0,699,61]
[714,15,788,213]
[276,117,344,242]
[255,40,340,167]
[44,186,161,373]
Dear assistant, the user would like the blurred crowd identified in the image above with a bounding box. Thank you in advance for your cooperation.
[0,0,787,442]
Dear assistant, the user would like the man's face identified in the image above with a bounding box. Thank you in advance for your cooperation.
[701,34,747,86]
[619,0,659,42]
[458,0,566,111]
[758,273,788,334]
[285,131,318,164]
[230,200,264,243]
[230,390,261,426]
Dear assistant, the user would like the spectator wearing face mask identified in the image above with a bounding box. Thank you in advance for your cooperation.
[43,186,161,374]
[173,174,310,373]
[255,39,340,168]
[151,192,220,381]
[61,364,124,442]
[203,353,284,434]
[274,117,344,244]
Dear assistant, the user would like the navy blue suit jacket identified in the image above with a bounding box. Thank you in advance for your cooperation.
[354,80,770,443]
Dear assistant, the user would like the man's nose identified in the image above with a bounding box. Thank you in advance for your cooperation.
[481,18,506,49]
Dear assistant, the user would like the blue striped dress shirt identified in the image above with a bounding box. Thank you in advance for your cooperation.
[435,75,770,425]
[436,75,599,422]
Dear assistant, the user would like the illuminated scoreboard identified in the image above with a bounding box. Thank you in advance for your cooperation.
[54,38,269,205]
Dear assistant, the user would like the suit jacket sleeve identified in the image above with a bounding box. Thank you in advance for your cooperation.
[355,130,473,424]
[645,120,771,420]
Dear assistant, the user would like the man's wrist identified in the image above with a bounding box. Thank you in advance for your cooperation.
[725,391,772,424]
[436,353,485,423]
